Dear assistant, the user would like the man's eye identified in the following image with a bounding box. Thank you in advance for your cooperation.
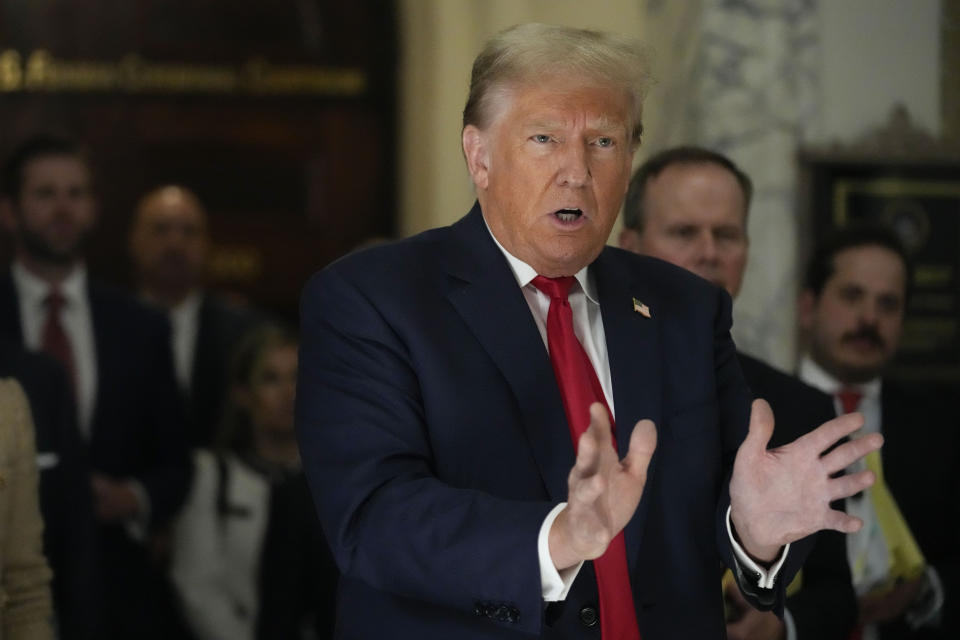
[532,134,551,144]
[595,137,614,147]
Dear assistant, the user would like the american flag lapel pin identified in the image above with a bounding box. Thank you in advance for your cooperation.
[633,297,651,318]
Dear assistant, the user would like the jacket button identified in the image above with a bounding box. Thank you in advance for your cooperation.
[578,604,599,628]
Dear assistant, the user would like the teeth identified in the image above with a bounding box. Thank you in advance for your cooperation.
[555,208,582,222]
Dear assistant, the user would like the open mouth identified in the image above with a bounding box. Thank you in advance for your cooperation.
[553,208,583,222]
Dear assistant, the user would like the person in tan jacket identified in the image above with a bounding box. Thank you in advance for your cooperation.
[0,377,53,640]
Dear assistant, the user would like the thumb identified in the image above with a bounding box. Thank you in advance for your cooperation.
[623,418,657,477]
[743,398,774,454]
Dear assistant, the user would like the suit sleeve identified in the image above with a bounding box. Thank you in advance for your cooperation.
[296,267,555,635]
[134,313,192,528]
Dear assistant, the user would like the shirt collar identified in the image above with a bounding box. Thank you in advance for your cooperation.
[483,217,599,305]
[12,260,87,307]
[798,354,882,400]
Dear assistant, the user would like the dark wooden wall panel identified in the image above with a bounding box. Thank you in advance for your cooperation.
[0,0,397,321]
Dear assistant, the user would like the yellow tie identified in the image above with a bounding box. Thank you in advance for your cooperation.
[859,450,926,594]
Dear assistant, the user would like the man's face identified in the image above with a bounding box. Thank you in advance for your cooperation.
[130,188,208,293]
[463,79,636,277]
[620,162,748,298]
[10,155,96,266]
[799,245,907,383]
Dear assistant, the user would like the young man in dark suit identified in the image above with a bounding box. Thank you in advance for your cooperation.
[296,24,882,639]
[0,134,192,640]
[798,226,958,639]
[619,145,856,639]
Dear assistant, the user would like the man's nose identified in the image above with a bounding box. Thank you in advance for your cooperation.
[859,299,880,325]
[556,144,590,187]
[696,232,719,263]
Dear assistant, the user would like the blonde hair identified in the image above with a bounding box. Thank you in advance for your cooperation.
[462,23,653,144]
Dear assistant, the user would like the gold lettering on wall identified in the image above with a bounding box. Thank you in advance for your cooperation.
[0,49,367,96]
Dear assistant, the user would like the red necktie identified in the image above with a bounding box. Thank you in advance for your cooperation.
[836,388,863,415]
[532,275,641,640]
[42,289,76,392]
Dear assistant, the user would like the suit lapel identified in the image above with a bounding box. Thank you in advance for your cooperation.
[0,271,25,342]
[593,249,663,572]
[442,205,574,502]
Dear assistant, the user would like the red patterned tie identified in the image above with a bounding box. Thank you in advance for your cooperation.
[42,289,76,392]
[532,275,641,640]
[836,388,863,415]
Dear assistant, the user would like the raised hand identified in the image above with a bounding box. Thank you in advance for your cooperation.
[729,399,883,562]
[549,403,657,571]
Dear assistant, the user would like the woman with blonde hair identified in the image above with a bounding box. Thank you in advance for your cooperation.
[0,378,53,640]
[171,324,336,640]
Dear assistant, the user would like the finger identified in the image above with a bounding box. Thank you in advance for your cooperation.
[623,418,657,478]
[795,411,865,454]
[573,428,601,478]
[820,433,884,474]
[822,508,865,534]
[571,470,606,506]
[828,469,876,503]
[741,398,775,455]
[587,402,612,439]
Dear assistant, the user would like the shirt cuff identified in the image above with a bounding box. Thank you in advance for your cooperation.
[124,479,151,542]
[783,606,797,640]
[539,503,584,601]
[726,506,790,589]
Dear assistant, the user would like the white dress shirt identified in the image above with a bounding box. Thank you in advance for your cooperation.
[12,260,98,437]
[166,290,203,392]
[486,225,787,602]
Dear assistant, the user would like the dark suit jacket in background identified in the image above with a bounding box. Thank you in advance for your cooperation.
[739,353,857,639]
[184,293,263,448]
[296,204,813,639]
[0,272,193,640]
[0,339,100,639]
[873,381,959,640]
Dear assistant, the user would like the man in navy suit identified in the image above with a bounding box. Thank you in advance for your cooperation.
[296,24,881,639]
[0,134,192,639]
[619,146,856,639]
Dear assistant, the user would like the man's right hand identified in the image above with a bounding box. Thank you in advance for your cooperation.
[549,403,657,571]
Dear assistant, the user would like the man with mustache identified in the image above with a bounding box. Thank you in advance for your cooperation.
[129,185,262,447]
[798,226,958,638]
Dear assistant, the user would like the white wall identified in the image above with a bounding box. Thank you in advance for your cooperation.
[817,0,941,142]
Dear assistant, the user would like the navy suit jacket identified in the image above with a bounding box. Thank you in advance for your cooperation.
[875,382,959,640]
[297,205,808,639]
[0,339,100,639]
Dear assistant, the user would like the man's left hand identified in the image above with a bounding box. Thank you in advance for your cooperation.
[729,399,883,562]
[91,473,142,523]
[725,580,786,640]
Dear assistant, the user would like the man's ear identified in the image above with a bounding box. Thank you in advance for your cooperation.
[462,125,490,190]
[618,227,642,253]
[797,289,816,331]
[0,198,17,234]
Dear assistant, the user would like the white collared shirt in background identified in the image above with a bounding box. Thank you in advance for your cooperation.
[12,260,98,437]
[799,355,886,640]
[165,290,202,392]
